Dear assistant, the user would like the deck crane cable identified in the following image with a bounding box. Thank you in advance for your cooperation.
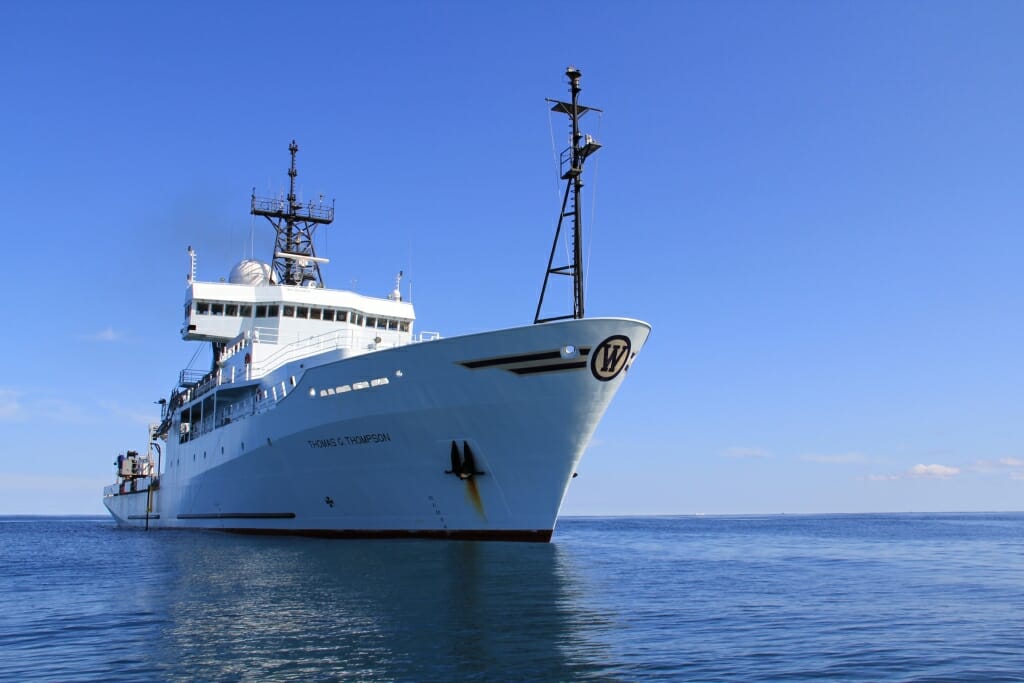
[584,110,603,295]
[547,106,574,310]
[548,108,574,263]
[321,189,327,278]
[549,106,578,308]
[547,107,562,204]
[184,340,205,372]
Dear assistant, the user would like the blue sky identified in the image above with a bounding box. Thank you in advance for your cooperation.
[2,1,1021,515]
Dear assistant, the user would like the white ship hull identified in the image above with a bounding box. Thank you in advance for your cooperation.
[104,317,649,541]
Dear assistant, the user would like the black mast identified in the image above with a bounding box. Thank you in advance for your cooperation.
[534,66,602,324]
[251,140,335,287]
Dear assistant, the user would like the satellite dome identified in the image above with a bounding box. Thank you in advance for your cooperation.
[229,260,274,285]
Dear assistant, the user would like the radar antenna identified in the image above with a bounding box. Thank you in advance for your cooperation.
[534,66,602,324]
[251,140,335,287]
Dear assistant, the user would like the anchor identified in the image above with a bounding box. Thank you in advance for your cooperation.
[445,440,485,480]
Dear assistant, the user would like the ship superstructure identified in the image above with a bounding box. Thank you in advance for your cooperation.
[104,68,650,541]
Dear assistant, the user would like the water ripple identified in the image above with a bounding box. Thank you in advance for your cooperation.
[1,514,1023,681]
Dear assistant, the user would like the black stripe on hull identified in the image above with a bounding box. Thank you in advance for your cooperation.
[459,350,563,368]
[509,360,587,375]
[150,526,553,542]
[127,514,160,520]
[459,347,591,374]
[222,527,554,542]
[177,512,296,520]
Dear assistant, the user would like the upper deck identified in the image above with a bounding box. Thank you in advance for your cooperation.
[182,279,416,349]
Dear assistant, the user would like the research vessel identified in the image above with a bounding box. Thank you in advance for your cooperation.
[103,68,650,541]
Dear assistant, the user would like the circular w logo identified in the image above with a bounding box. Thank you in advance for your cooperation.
[590,335,631,381]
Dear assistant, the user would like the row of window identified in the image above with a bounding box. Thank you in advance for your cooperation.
[189,300,410,332]
[315,376,390,398]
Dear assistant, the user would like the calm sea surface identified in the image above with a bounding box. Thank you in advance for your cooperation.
[1,514,1022,682]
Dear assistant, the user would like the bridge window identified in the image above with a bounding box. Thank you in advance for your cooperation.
[322,309,334,322]
[255,305,267,317]
[337,310,348,322]
[240,305,252,317]
[388,319,398,330]
[297,307,309,319]
[267,305,279,316]
[211,303,224,316]
[399,321,409,332]
[282,305,295,317]
[365,317,376,328]
[196,301,210,315]
[310,308,322,320]
[377,318,388,329]
[225,304,238,316]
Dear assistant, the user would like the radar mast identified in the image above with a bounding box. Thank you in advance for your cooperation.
[534,66,602,324]
[251,140,335,287]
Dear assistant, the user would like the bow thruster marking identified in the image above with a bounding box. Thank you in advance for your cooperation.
[458,348,591,375]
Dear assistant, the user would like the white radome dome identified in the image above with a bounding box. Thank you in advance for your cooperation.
[228,260,274,285]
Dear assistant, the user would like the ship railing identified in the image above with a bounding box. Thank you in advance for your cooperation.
[103,475,156,497]
[218,332,253,365]
[179,327,444,404]
[179,369,207,388]
[175,369,217,404]
[251,196,334,223]
[254,391,277,414]
[249,329,444,380]
[251,326,279,344]
[250,329,357,379]
[180,361,249,403]
[196,373,219,396]
[253,377,293,412]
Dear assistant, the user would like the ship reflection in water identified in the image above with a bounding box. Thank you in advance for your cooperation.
[150,532,605,680]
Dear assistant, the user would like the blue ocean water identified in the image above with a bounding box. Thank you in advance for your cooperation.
[1,514,1023,682]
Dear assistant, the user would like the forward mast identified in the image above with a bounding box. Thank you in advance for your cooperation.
[534,66,603,324]
[251,140,335,287]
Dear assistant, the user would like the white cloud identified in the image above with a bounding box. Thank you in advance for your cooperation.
[722,446,769,459]
[908,463,960,479]
[83,327,121,341]
[803,452,867,464]
[0,389,21,419]
[34,398,94,424]
[865,463,961,481]
[0,390,94,424]
[99,400,159,426]
[970,457,1024,479]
